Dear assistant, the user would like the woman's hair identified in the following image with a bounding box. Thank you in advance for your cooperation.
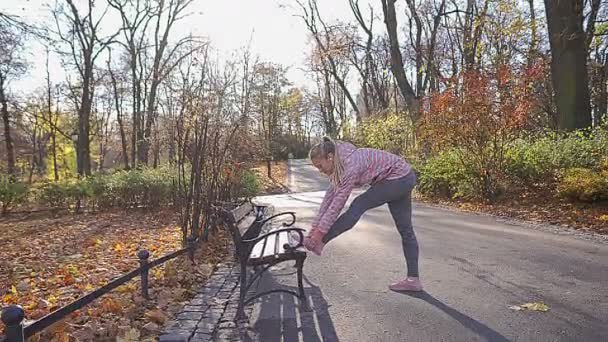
[309,136,344,186]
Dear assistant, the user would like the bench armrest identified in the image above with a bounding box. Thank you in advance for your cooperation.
[260,212,296,227]
[242,227,306,250]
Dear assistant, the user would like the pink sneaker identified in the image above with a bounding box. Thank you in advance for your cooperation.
[389,277,423,292]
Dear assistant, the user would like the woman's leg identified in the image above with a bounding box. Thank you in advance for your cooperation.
[387,173,419,277]
[322,175,412,244]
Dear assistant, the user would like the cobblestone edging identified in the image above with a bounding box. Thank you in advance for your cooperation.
[159,262,255,342]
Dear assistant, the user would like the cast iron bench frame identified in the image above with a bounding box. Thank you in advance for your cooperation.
[217,201,311,320]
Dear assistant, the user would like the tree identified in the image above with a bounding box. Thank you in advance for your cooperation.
[296,0,361,122]
[544,0,592,130]
[139,0,200,165]
[380,0,419,121]
[0,19,27,178]
[52,0,119,175]
[107,0,154,167]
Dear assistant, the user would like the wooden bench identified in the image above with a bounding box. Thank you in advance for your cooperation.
[217,201,310,319]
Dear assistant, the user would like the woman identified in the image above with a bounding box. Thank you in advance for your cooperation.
[303,137,422,292]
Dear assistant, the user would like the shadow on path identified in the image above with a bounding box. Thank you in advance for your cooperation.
[252,269,339,342]
[396,291,511,342]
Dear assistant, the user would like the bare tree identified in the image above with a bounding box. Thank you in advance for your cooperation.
[139,0,202,164]
[0,19,27,178]
[52,0,119,175]
[296,0,361,122]
[380,0,419,121]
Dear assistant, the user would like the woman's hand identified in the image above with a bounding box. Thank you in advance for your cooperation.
[303,228,325,256]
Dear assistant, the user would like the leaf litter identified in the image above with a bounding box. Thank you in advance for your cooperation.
[0,209,232,341]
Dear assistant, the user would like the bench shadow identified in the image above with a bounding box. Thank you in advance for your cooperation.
[396,291,511,342]
[251,268,339,342]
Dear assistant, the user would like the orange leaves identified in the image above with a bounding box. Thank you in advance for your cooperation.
[100,297,123,315]
[421,62,543,152]
[144,309,168,325]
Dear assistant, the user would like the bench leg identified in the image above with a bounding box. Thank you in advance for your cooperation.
[296,257,312,312]
[236,262,247,321]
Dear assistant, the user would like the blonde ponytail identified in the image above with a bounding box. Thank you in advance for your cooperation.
[309,137,345,186]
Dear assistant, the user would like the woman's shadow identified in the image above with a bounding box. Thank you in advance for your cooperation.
[395,291,511,342]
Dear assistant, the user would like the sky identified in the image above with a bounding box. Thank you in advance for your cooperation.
[1,0,381,94]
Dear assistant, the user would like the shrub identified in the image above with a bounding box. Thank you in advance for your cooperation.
[506,128,608,185]
[557,168,608,202]
[238,170,260,199]
[417,149,482,200]
[0,178,28,215]
[356,113,416,157]
[419,63,542,200]
[37,179,85,210]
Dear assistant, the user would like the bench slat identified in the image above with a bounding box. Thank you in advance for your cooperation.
[250,235,269,260]
[232,202,253,223]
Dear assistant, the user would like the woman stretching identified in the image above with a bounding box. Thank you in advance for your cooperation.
[303,137,422,292]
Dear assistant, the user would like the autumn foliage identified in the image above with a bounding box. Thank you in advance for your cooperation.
[419,63,543,200]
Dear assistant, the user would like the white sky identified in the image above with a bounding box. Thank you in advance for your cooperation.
[2,0,382,95]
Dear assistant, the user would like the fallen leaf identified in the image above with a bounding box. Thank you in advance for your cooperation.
[509,302,549,312]
[11,285,17,294]
[114,243,123,253]
[145,309,168,325]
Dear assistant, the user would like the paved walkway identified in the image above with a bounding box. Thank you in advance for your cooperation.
[159,263,255,342]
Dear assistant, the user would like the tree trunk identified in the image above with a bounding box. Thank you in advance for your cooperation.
[598,58,608,127]
[544,0,592,130]
[380,0,419,121]
[77,58,93,176]
[0,74,15,178]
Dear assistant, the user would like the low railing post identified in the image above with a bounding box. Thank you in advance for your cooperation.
[187,236,196,264]
[1,305,25,342]
[137,250,150,299]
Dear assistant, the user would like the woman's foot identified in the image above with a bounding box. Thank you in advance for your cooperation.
[303,229,325,256]
[389,277,423,292]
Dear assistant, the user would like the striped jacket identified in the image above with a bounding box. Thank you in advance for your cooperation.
[312,141,412,233]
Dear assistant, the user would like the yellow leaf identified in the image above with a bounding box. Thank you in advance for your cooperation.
[152,268,163,280]
[2,294,14,303]
[31,271,37,277]
[114,243,123,252]
[95,238,102,246]
[510,302,550,312]
[116,283,136,293]
[84,284,95,292]
[47,295,58,304]
[11,285,17,294]
[520,302,549,312]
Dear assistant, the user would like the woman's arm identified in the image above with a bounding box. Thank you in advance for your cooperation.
[311,184,335,228]
[315,172,355,233]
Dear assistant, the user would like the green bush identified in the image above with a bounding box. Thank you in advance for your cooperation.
[557,168,608,202]
[237,170,260,199]
[35,167,177,211]
[37,180,85,209]
[356,113,416,158]
[417,149,481,200]
[0,178,28,215]
[506,128,608,184]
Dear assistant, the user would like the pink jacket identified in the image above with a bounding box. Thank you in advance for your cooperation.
[312,141,412,233]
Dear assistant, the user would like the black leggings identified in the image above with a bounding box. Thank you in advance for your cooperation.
[322,172,419,277]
